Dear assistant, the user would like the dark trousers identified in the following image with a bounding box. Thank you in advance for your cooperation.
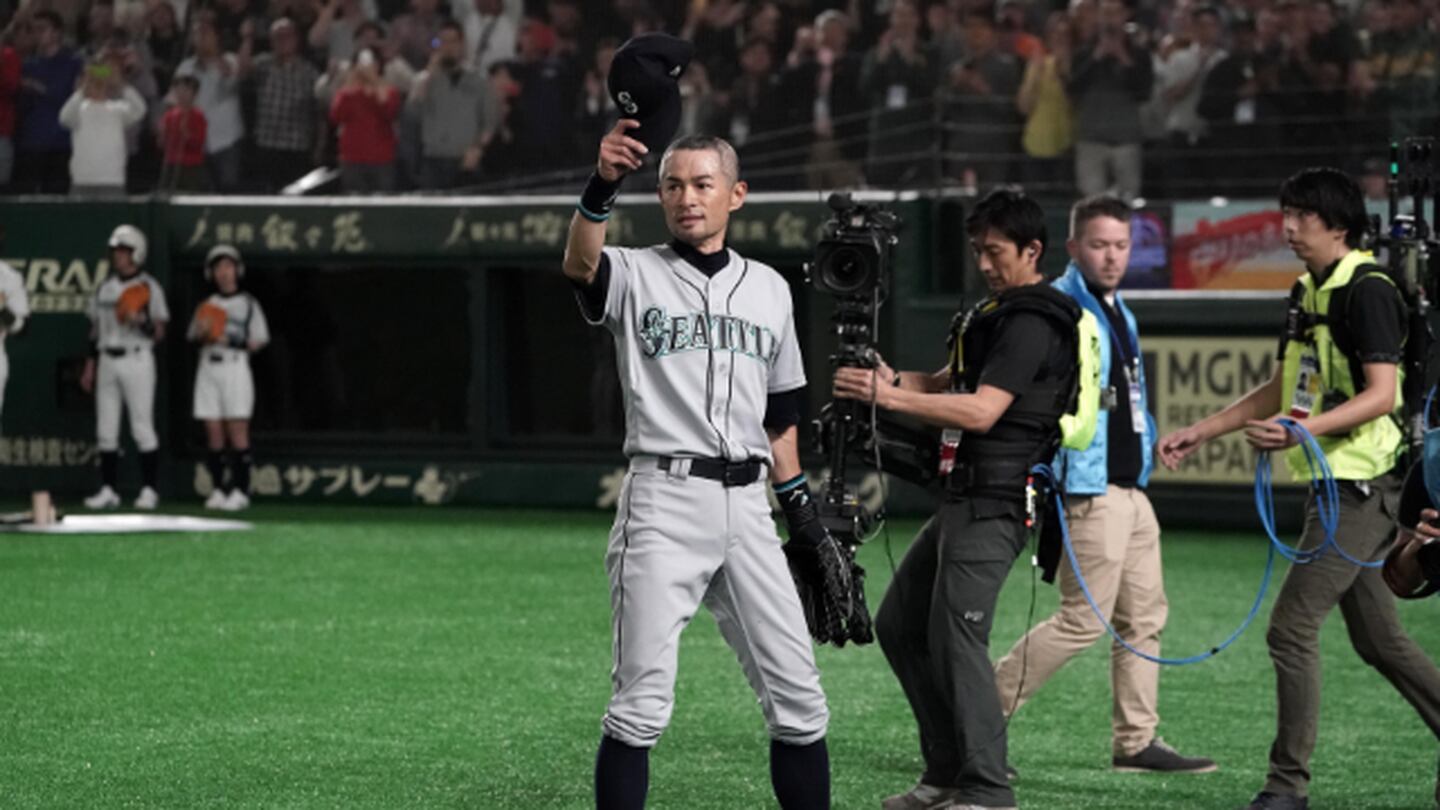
[207,144,243,193]
[256,147,314,193]
[340,161,397,194]
[13,148,70,193]
[1264,475,1440,796]
[876,498,1025,808]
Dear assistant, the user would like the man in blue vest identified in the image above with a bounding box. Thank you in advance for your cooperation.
[992,195,1216,776]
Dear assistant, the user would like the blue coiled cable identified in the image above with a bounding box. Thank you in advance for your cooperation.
[1031,464,1274,666]
[1254,418,1383,569]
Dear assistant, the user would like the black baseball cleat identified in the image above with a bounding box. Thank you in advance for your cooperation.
[1239,791,1308,810]
[1112,738,1218,773]
[1005,762,1018,782]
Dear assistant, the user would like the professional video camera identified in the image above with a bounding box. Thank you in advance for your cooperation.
[1370,137,1440,455]
[807,194,935,545]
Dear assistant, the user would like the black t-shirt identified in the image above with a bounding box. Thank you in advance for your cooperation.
[1343,273,1407,366]
[1090,285,1143,487]
[974,310,1074,445]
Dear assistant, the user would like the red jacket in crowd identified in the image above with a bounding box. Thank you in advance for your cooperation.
[0,46,20,139]
[329,84,401,165]
[161,106,207,166]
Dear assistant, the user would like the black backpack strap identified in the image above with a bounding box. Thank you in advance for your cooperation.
[1327,264,1406,394]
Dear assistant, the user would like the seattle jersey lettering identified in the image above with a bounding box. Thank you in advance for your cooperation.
[638,306,781,364]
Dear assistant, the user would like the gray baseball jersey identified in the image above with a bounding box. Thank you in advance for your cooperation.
[585,244,807,463]
[89,272,170,350]
[580,241,828,751]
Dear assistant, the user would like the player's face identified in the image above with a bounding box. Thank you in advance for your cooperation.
[658,148,746,252]
[971,228,1040,292]
[1069,214,1131,293]
[1282,206,1347,267]
[211,259,239,293]
[110,247,138,277]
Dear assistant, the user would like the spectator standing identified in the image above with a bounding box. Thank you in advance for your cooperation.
[59,63,147,195]
[175,14,247,191]
[330,46,401,192]
[507,20,572,176]
[577,36,619,153]
[807,8,866,189]
[408,19,491,190]
[390,0,446,70]
[944,11,1023,187]
[1068,0,1152,200]
[1153,5,1226,197]
[145,0,185,98]
[1198,17,1281,193]
[158,73,209,191]
[243,18,320,191]
[309,0,373,64]
[1017,11,1076,194]
[860,0,938,187]
[16,10,83,193]
[456,0,515,75]
[0,35,19,189]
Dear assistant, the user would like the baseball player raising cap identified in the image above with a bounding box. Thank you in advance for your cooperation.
[189,244,269,511]
[82,224,169,510]
[564,32,832,810]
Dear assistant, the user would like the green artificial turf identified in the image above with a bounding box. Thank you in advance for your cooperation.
[1,505,1437,808]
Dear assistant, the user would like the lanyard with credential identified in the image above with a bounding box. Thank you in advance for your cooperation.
[1105,310,1146,434]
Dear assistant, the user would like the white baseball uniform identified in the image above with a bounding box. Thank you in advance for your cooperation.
[583,243,828,749]
[0,260,31,422]
[190,291,269,420]
[89,271,169,452]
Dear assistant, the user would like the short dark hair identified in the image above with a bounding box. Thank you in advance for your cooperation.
[439,18,463,37]
[1279,167,1368,247]
[33,10,64,30]
[964,10,997,27]
[660,134,741,184]
[966,189,1047,257]
[1069,194,1131,238]
[1191,4,1222,20]
[355,20,385,39]
[172,73,200,90]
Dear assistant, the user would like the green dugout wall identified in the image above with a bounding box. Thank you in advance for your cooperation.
[0,194,1302,528]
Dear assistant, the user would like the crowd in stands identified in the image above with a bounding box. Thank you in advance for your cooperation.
[0,0,1433,199]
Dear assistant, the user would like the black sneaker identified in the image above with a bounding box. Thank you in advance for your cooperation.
[1005,762,1018,782]
[1239,792,1308,810]
[1112,738,1218,773]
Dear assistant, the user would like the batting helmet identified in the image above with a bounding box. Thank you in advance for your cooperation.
[204,244,245,281]
[108,224,148,267]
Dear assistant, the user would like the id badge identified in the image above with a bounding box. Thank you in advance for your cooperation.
[886,84,908,109]
[938,428,962,476]
[1124,362,1145,434]
[1289,350,1321,419]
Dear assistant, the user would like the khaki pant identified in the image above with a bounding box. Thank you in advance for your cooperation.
[993,485,1167,756]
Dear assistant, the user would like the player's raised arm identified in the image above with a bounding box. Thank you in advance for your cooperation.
[562,119,647,286]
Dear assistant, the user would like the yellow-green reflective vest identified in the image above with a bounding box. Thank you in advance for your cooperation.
[1279,249,1404,480]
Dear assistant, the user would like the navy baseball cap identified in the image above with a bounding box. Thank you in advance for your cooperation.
[607,33,694,153]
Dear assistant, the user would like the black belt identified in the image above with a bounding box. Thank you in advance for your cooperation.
[659,456,764,487]
[946,457,1033,495]
[208,352,238,363]
[103,346,146,358]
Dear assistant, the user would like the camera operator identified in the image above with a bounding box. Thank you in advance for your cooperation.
[1387,456,1440,601]
[833,190,1081,810]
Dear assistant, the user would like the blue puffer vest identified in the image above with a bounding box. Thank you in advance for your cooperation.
[1052,263,1156,495]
